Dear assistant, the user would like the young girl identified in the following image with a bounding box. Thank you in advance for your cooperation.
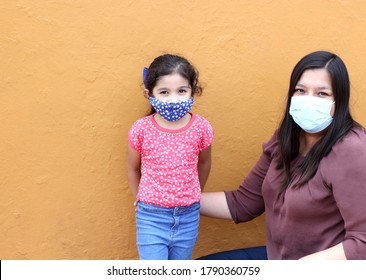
[126,54,214,260]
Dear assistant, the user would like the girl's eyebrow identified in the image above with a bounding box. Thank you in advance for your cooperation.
[157,86,191,90]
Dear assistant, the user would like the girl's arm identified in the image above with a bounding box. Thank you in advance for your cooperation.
[126,144,141,198]
[300,243,346,260]
[198,145,212,191]
[200,191,232,220]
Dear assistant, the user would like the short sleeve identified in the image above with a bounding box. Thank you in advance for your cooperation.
[197,116,214,151]
[128,119,144,153]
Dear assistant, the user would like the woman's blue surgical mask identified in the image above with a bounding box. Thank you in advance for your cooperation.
[149,97,194,122]
[289,95,334,133]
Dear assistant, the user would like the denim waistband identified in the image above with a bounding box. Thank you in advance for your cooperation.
[137,201,200,215]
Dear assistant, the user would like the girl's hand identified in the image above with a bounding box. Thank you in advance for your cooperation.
[134,199,138,212]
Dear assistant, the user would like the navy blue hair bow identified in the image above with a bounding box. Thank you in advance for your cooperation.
[143,67,148,88]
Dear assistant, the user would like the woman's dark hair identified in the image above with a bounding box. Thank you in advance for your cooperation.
[144,54,202,114]
[277,50,358,191]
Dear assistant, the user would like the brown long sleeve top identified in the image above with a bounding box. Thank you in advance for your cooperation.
[225,126,366,259]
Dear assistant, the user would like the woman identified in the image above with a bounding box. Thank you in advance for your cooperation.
[199,51,366,260]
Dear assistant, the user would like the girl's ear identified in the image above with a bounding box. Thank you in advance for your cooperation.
[143,89,150,99]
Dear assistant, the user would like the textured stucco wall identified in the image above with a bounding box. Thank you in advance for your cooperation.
[1,0,366,259]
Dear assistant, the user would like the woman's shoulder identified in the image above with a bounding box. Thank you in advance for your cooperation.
[347,125,366,140]
[334,126,366,150]
[262,130,280,156]
[328,126,366,160]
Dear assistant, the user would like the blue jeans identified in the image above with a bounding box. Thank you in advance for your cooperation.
[136,201,200,260]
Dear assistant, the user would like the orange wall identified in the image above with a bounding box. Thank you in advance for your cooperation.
[1,0,366,259]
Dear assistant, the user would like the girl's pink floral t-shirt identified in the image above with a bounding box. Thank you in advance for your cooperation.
[128,113,214,207]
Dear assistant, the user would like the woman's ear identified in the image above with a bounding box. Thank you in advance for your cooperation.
[143,89,150,99]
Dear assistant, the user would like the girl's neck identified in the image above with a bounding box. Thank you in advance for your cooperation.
[153,113,192,130]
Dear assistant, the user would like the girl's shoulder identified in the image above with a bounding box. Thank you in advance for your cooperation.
[192,113,213,128]
[128,115,154,137]
[130,114,153,128]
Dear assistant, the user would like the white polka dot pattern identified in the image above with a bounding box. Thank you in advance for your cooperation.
[128,113,214,207]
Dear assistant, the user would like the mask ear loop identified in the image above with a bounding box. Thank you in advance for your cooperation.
[143,67,148,89]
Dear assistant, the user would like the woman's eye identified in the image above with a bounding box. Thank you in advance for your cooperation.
[294,88,304,94]
[318,92,329,96]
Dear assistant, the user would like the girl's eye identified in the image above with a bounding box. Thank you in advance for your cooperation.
[159,91,168,95]
[178,89,187,94]
[318,92,329,96]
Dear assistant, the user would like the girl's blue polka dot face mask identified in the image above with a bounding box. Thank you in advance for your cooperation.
[149,97,194,122]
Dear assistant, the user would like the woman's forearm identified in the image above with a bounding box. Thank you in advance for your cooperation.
[200,191,232,220]
[299,243,346,260]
